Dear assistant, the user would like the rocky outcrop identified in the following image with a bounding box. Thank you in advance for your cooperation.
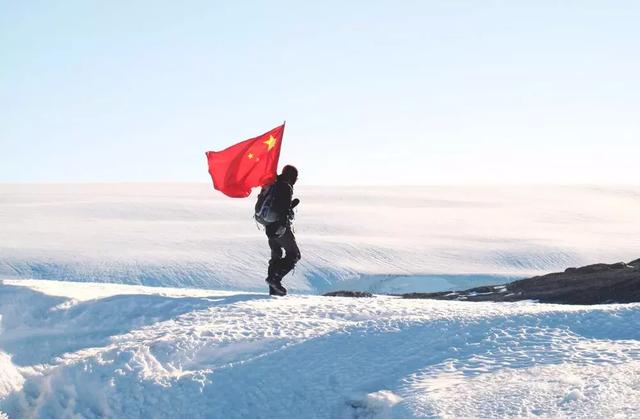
[323,291,373,298]
[401,259,640,305]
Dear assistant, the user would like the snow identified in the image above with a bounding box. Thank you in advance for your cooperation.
[1,183,640,294]
[1,279,640,418]
[1,184,639,416]
[340,390,403,419]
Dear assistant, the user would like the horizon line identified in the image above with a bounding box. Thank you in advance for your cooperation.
[1,181,639,187]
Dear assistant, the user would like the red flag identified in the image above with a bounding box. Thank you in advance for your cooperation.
[206,124,284,198]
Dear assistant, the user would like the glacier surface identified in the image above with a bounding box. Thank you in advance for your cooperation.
[1,183,639,293]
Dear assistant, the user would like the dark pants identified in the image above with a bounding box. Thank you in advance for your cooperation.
[267,227,301,282]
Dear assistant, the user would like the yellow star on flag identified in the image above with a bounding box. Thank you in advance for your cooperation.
[247,152,254,159]
[264,135,277,151]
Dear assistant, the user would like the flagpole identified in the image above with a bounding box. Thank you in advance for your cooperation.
[280,121,286,173]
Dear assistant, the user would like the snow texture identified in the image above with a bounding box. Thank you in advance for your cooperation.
[2,184,640,294]
[2,184,640,417]
[1,279,639,418]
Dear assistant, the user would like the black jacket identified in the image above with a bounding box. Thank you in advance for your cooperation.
[271,176,293,221]
[265,177,294,238]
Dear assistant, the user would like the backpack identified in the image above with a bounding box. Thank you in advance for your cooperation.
[254,184,279,225]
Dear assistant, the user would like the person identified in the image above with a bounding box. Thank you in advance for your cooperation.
[264,165,301,295]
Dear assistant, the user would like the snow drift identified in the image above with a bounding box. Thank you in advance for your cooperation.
[1,279,639,418]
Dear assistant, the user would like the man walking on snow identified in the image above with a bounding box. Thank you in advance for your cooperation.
[206,124,298,295]
[262,165,301,296]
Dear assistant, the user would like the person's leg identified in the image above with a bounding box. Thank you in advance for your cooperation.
[266,235,287,295]
[275,228,301,280]
[267,236,283,280]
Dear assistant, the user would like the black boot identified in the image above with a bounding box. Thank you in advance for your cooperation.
[265,276,287,296]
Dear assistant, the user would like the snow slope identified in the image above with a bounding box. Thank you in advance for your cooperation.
[0,279,639,418]
[1,184,639,293]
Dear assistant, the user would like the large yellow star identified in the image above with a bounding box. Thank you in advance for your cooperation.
[264,135,277,151]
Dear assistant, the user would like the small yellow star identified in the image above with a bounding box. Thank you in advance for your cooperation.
[248,153,254,159]
[264,135,277,151]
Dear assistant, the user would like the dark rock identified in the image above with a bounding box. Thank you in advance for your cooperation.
[324,291,373,298]
[564,262,627,275]
[401,258,640,305]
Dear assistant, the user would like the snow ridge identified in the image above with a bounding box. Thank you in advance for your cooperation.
[1,280,640,418]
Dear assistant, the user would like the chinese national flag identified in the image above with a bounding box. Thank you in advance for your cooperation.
[205,124,284,198]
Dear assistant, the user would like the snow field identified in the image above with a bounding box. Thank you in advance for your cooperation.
[2,184,640,293]
[2,184,640,417]
[1,279,639,418]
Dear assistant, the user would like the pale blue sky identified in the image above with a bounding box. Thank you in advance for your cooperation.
[1,0,639,184]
